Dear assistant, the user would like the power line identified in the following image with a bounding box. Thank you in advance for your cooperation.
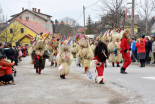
[75,12,83,23]
[85,0,101,9]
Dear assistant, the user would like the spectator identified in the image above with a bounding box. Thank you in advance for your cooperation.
[0,56,15,86]
[135,38,146,67]
[0,42,5,57]
[151,36,155,64]
[145,37,152,64]
[131,38,137,62]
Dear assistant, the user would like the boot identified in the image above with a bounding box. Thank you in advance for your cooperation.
[60,75,65,79]
[99,79,104,84]
[112,62,115,67]
[36,68,38,73]
[38,69,41,74]
[84,67,88,74]
[55,62,57,67]
[143,59,145,67]
[120,67,128,74]
[0,81,4,86]
[140,59,143,67]
[117,62,120,67]
[51,62,54,66]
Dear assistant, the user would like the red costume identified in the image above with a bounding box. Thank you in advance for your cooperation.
[93,56,104,83]
[120,38,131,73]
[22,46,27,57]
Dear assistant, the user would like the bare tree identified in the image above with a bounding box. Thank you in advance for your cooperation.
[137,0,155,33]
[99,0,127,29]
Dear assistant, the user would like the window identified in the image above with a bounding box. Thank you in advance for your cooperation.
[26,17,29,21]
[10,28,13,33]
[20,28,24,33]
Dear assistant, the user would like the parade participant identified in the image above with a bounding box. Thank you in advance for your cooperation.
[135,38,146,67]
[33,40,49,74]
[22,45,27,57]
[120,29,132,74]
[49,38,59,67]
[56,40,73,79]
[90,40,98,54]
[108,33,122,67]
[77,38,94,74]
[28,42,36,64]
[91,41,109,84]
[71,42,80,58]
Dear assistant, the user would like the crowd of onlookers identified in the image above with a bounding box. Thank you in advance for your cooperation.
[0,42,27,86]
[131,35,155,67]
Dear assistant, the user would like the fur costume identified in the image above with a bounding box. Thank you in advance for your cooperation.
[108,33,122,67]
[71,42,80,58]
[77,38,94,73]
[56,41,73,79]
[90,41,109,84]
[28,42,36,64]
[49,42,58,66]
[90,41,98,54]
[100,36,111,45]
[33,40,49,74]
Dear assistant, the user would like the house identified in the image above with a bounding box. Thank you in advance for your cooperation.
[150,17,155,33]
[8,8,53,34]
[120,15,140,34]
[0,18,50,46]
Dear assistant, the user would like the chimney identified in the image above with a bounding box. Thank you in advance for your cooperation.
[32,8,35,12]
[22,8,24,12]
[38,9,40,13]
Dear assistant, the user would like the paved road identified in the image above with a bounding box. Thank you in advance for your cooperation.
[1,56,154,104]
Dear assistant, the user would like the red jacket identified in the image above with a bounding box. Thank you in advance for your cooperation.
[0,59,14,76]
[135,42,146,53]
[120,38,130,53]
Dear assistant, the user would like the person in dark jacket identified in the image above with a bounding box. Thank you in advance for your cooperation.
[0,42,5,57]
[145,37,152,64]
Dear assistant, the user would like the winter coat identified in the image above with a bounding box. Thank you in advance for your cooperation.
[131,41,137,51]
[120,38,130,53]
[145,41,152,53]
[152,41,155,52]
[0,59,14,76]
[0,48,5,57]
[135,42,146,53]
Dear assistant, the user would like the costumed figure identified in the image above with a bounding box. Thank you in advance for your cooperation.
[108,33,122,67]
[90,41,109,84]
[22,45,27,57]
[28,42,37,64]
[90,40,98,54]
[56,40,73,79]
[77,38,94,74]
[49,41,59,67]
[120,29,132,74]
[33,40,49,74]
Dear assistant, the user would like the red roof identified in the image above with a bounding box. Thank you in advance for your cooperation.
[15,18,50,35]
[77,28,86,33]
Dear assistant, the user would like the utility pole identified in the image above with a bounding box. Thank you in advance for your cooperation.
[83,6,86,34]
[131,0,135,37]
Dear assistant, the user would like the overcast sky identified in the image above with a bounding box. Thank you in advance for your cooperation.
[0,0,151,26]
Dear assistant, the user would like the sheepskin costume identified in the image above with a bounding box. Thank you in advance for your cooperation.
[71,42,80,58]
[77,38,94,73]
[56,41,73,79]
[33,40,49,74]
[90,40,98,54]
[108,33,122,67]
[100,36,111,45]
[49,41,59,66]
[28,42,36,64]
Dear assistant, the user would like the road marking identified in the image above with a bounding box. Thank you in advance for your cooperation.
[142,77,155,80]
